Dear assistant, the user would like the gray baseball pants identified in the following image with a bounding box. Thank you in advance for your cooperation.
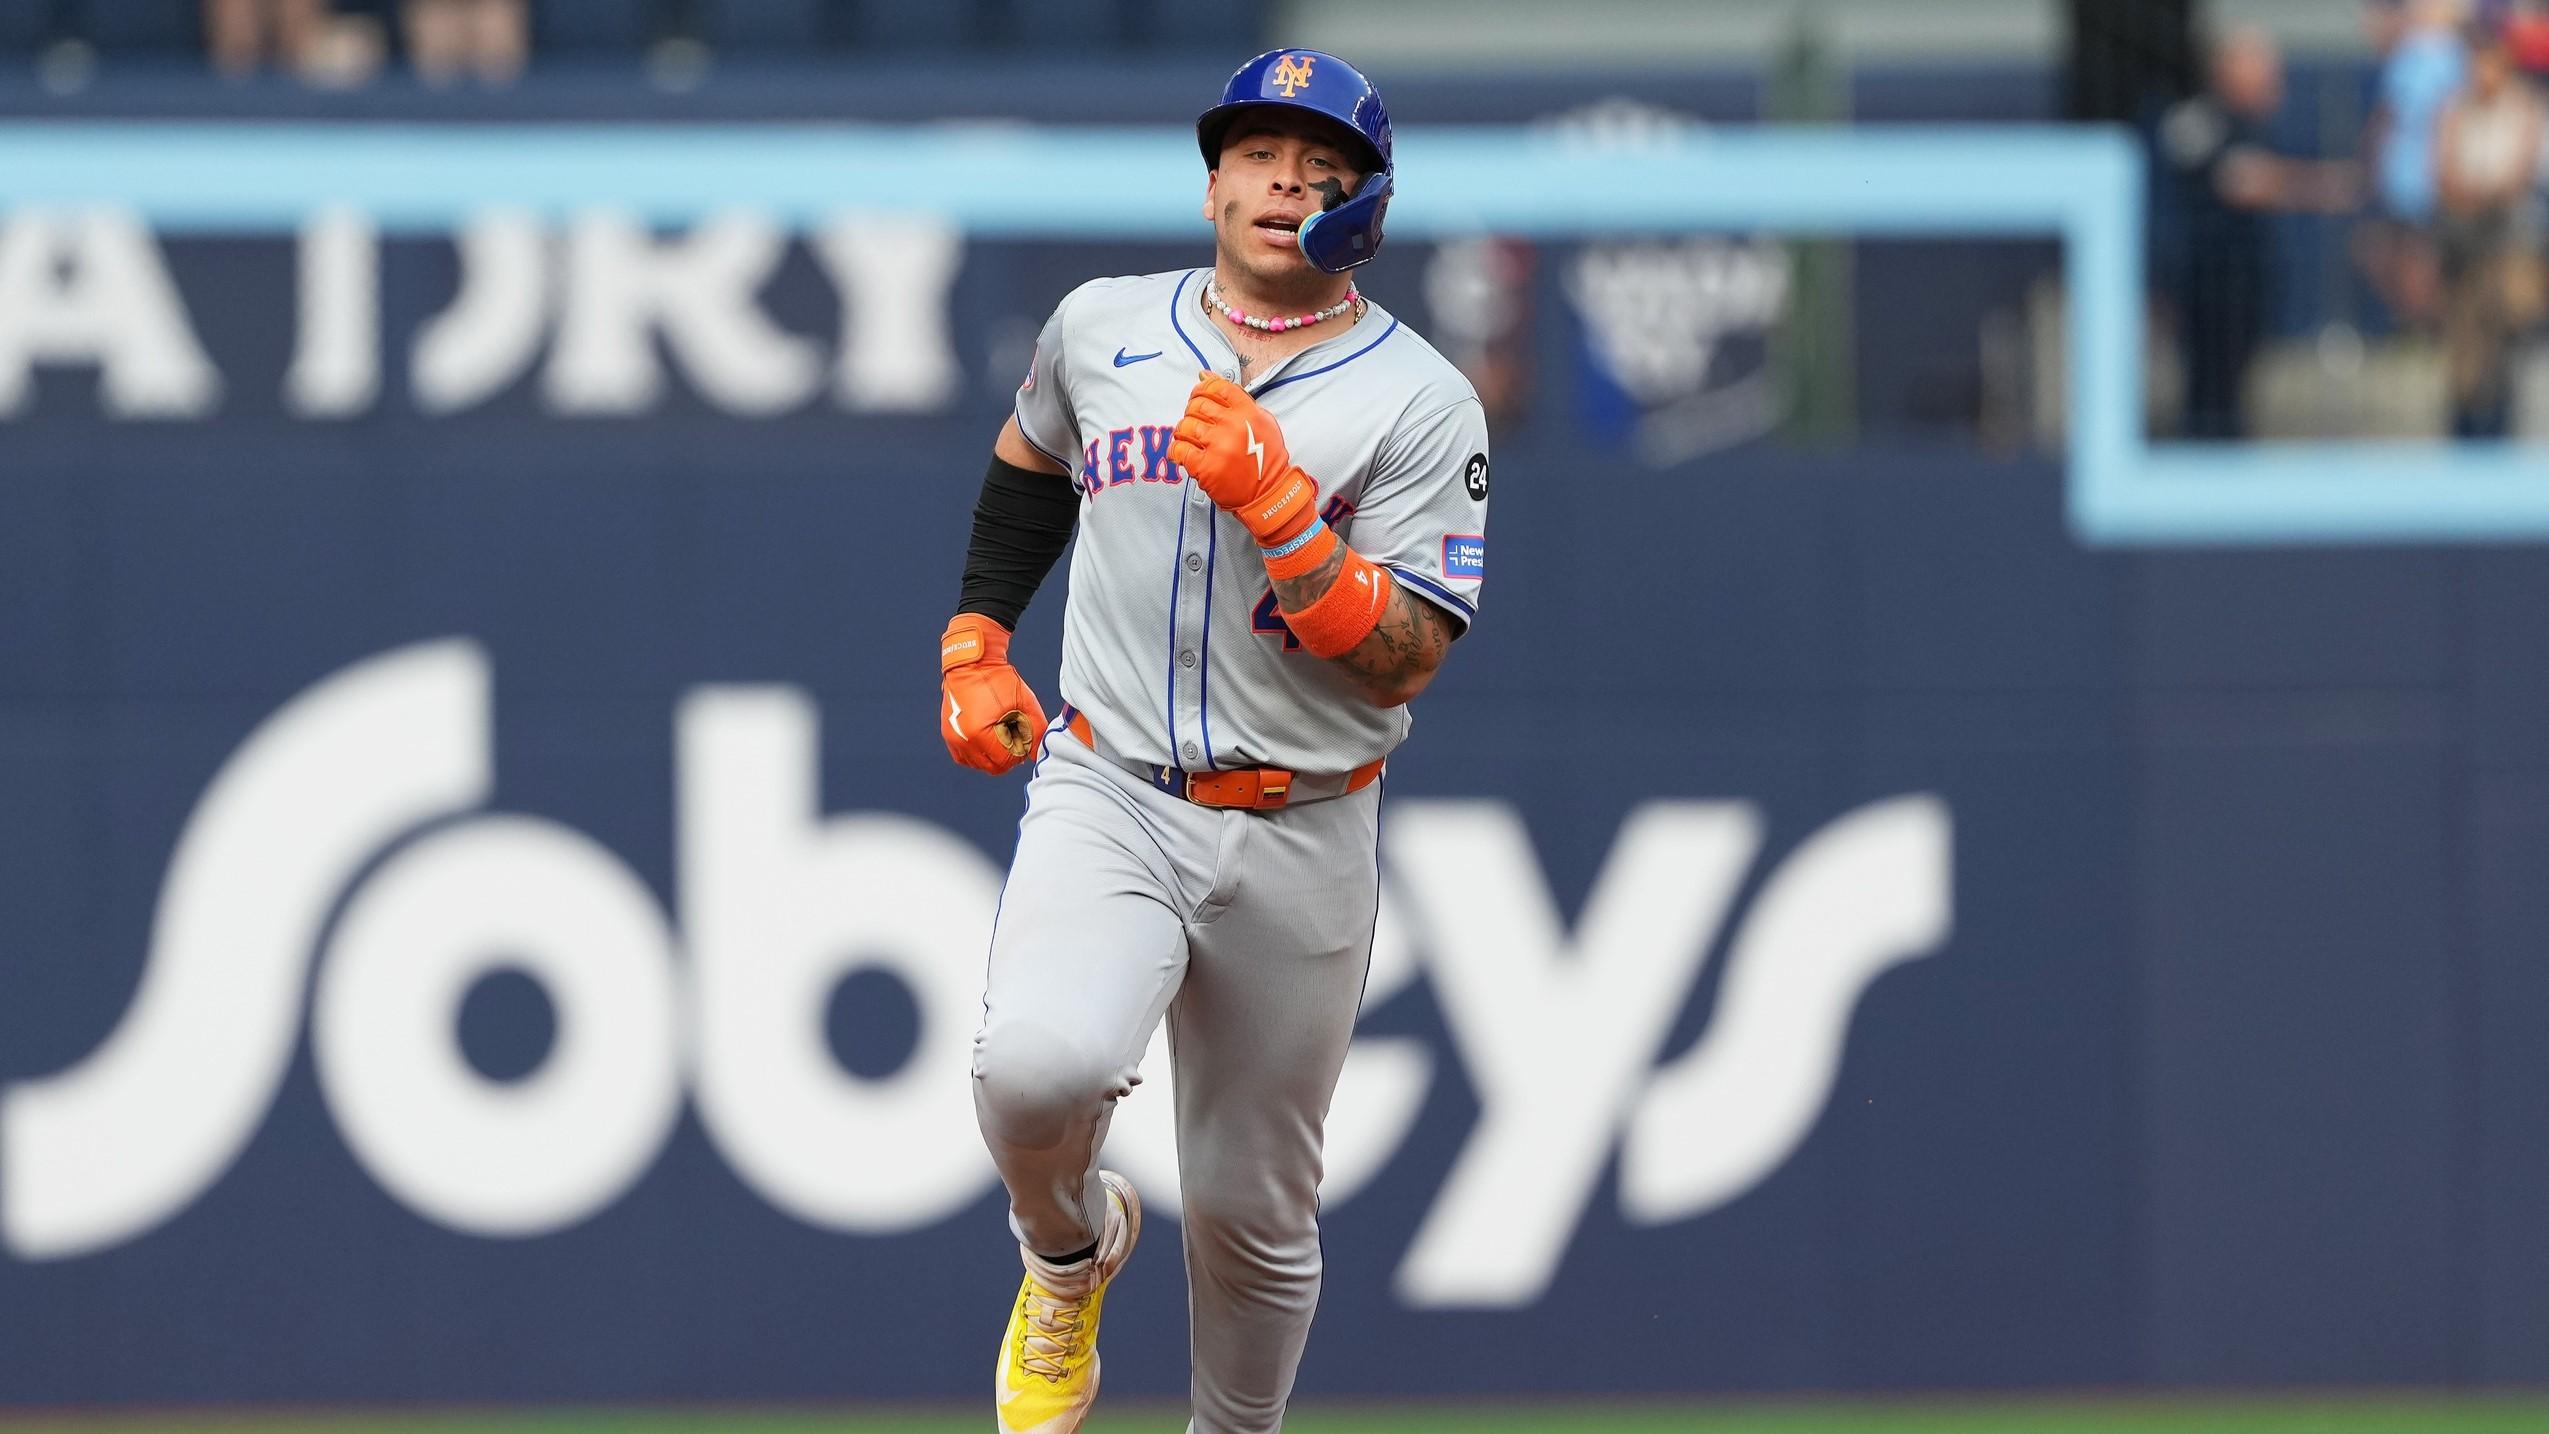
[971,723,1381,1434]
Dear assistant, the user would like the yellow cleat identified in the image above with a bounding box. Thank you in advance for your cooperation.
[995,1170,1141,1434]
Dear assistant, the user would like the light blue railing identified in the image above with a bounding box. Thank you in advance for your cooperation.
[3,121,2537,544]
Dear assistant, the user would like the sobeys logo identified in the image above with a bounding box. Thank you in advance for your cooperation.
[0,643,1952,1309]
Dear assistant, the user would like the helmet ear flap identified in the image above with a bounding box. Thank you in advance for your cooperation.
[1295,169,1392,273]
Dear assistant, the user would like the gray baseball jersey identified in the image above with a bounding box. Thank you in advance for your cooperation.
[1012,267,1490,775]
[976,266,1488,1434]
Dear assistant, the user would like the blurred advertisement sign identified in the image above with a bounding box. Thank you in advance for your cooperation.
[2,642,1951,1314]
[1567,236,1792,464]
[0,208,964,420]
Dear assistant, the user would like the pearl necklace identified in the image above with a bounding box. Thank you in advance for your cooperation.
[1204,275,1359,333]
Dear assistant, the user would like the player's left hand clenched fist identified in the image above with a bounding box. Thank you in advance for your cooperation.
[939,613,1047,775]
[1169,372,1320,546]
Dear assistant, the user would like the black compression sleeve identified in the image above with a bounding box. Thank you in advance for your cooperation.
[957,455,1080,631]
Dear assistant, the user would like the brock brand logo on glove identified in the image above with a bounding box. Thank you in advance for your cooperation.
[0,643,1952,1309]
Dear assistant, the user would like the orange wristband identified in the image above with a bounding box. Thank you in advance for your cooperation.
[1280,548,1393,659]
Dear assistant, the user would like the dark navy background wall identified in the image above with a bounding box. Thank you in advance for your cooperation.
[1,76,2540,1401]
[6,378,2545,1399]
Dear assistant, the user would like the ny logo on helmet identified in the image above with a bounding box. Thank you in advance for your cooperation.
[1271,54,1315,97]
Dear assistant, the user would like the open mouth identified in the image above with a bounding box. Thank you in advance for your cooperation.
[1253,214,1303,240]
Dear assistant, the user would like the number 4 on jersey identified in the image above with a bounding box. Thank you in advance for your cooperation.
[1251,589,1305,651]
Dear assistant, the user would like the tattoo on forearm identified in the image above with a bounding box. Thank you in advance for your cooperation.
[1340,584,1449,695]
[1269,551,1450,700]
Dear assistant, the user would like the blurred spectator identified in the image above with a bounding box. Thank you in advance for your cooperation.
[2154,27,2360,438]
[2064,0,2197,125]
[205,0,326,76]
[2435,26,2546,435]
[2360,0,2470,328]
[1423,237,1537,427]
[402,0,523,86]
[205,0,385,85]
[2511,0,2549,72]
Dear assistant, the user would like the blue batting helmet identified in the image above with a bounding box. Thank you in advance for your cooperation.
[1196,48,1394,273]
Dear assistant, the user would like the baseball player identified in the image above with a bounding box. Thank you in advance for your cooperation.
[937,48,1488,1434]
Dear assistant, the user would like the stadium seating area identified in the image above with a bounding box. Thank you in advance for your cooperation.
[0,0,1264,62]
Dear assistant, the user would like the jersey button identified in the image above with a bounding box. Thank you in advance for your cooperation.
[1179,650,1197,669]
[1185,554,1203,573]
[1182,742,1200,761]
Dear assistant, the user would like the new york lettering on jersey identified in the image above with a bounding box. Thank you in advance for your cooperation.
[1076,423,1188,496]
[1014,268,1489,776]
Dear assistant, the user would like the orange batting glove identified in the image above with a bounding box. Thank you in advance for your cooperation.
[939,613,1047,775]
[1167,372,1321,547]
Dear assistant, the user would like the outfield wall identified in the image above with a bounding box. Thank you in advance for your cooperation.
[1,130,2545,1404]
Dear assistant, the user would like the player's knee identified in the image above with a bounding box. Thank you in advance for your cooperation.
[971,1021,1126,1151]
[1179,1162,1318,1273]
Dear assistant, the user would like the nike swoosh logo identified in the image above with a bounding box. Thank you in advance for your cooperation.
[1113,349,1163,367]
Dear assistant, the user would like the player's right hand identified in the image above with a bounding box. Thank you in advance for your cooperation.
[939,614,1048,775]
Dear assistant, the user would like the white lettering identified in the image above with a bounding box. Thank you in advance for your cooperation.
[412,209,550,413]
[546,210,820,416]
[679,688,1001,1232]
[285,207,380,417]
[1389,801,1761,1308]
[1621,795,1953,1222]
[312,815,683,1237]
[0,642,489,1259]
[0,645,1951,1293]
[0,208,220,419]
[814,216,963,412]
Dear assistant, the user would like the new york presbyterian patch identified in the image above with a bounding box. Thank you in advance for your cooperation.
[1442,534,1486,581]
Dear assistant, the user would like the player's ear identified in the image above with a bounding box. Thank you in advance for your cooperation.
[1201,169,1217,224]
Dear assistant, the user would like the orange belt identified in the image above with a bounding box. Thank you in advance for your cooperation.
[1064,709,1382,812]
